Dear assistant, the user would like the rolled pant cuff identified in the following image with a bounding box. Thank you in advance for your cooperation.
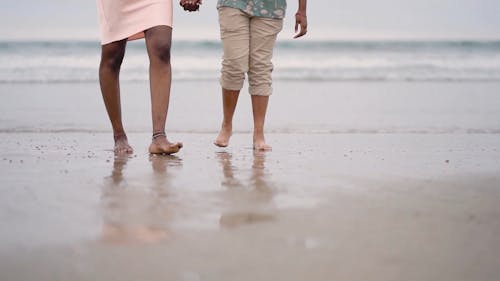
[249,84,272,96]
[220,78,244,91]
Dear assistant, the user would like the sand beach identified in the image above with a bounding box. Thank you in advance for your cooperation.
[1,81,500,280]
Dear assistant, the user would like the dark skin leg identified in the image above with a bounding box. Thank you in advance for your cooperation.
[144,25,182,154]
[214,88,240,147]
[99,39,133,154]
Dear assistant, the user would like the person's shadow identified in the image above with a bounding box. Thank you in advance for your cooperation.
[216,151,275,228]
[100,154,182,244]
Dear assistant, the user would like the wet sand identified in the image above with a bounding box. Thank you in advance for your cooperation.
[1,132,499,281]
[1,81,500,280]
[1,81,500,134]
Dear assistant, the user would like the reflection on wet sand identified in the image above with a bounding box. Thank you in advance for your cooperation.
[100,155,182,244]
[218,151,243,188]
[217,151,275,228]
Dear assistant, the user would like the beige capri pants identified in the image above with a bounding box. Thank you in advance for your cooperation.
[218,7,283,96]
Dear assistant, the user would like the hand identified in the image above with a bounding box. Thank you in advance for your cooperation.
[293,12,307,38]
[179,0,202,12]
[180,0,201,12]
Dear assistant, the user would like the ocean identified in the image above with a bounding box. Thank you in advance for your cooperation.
[1,40,500,83]
[1,39,500,135]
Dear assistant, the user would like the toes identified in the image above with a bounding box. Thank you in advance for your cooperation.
[214,141,228,148]
[254,144,272,151]
[115,145,133,155]
[214,134,230,147]
[166,142,182,151]
[164,145,180,154]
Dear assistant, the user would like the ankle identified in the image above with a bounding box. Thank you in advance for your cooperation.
[152,131,167,141]
[221,122,232,130]
[253,134,265,142]
[114,132,127,142]
[253,128,265,136]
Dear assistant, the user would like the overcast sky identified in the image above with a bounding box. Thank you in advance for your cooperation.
[1,0,499,40]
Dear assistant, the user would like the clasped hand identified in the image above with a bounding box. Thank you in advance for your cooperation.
[179,0,202,12]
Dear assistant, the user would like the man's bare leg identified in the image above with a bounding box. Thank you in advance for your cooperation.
[99,39,133,155]
[144,25,182,154]
[214,88,240,147]
[251,95,271,151]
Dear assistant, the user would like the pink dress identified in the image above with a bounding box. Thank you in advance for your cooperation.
[96,0,173,45]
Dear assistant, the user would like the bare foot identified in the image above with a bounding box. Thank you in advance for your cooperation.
[253,134,272,151]
[114,135,133,155]
[253,142,272,151]
[149,136,183,155]
[214,124,232,147]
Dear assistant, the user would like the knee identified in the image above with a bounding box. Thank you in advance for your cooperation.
[100,53,124,73]
[151,40,171,65]
[221,56,248,89]
[248,65,273,96]
[248,64,273,84]
[222,59,246,79]
[250,55,274,73]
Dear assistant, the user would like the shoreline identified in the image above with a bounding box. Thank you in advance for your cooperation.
[1,81,500,134]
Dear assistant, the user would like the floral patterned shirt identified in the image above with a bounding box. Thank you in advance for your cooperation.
[217,0,287,19]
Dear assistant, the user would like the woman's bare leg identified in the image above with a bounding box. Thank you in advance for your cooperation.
[214,88,240,147]
[99,39,133,154]
[144,25,182,154]
[251,95,271,150]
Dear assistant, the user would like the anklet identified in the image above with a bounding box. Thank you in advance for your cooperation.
[152,131,166,140]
